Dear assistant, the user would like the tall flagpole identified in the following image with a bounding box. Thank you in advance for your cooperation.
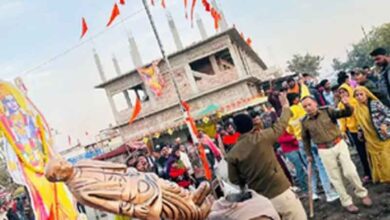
[141,0,183,104]
[141,0,215,180]
[141,0,199,144]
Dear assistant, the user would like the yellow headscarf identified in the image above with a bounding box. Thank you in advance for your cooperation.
[353,86,379,102]
[337,83,359,133]
[353,86,390,183]
[353,86,380,141]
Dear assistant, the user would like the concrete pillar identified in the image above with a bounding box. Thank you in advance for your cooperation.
[93,49,121,124]
[209,55,220,75]
[184,65,199,94]
[128,32,143,68]
[167,11,183,51]
[93,48,106,82]
[106,91,120,124]
[112,54,132,107]
[196,15,208,40]
[112,54,122,76]
[123,90,132,108]
[228,45,246,79]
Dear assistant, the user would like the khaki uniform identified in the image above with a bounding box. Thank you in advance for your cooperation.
[301,106,368,207]
[227,107,307,220]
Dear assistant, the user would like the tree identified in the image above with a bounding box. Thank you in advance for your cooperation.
[287,53,323,76]
[332,23,390,71]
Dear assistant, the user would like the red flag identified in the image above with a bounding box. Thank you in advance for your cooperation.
[151,0,155,6]
[202,0,211,12]
[119,0,125,5]
[68,135,72,146]
[129,97,142,124]
[210,8,221,30]
[184,0,188,18]
[246,37,252,46]
[161,0,166,8]
[181,101,190,112]
[190,0,197,25]
[106,3,120,27]
[80,17,88,39]
[85,131,89,136]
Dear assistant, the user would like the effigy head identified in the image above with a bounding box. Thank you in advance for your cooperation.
[45,159,74,182]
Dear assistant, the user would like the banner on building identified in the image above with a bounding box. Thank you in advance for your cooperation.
[137,60,165,97]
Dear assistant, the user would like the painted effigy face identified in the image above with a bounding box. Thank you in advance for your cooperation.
[2,95,20,114]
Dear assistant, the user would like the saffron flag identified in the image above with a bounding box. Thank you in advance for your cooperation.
[210,8,221,30]
[80,17,88,39]
[137,61,164,97]
[202,0,211,12]
[129,97,142,124]
[246,37,252,47]
[119,0,125,5]
[181,101,190,112]
[161,0,166,8]
[107,3,120,27]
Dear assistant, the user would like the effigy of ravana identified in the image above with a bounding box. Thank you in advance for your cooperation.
[45,159,212,220]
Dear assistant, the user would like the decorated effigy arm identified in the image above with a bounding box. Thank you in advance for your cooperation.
[79,191,151,219]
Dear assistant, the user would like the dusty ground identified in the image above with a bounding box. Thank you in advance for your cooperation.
[301,151,390,220]
[302,182,390,220]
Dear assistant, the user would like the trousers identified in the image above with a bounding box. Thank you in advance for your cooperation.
[318,139,368,206]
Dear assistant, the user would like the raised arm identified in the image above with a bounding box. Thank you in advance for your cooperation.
[254,92,292,143]
[328,97,354,119]
[254,107,292,143]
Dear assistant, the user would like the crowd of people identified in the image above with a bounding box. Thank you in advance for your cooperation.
[4,48,387,220]
[1,196,34,220]
[123,47,389,219]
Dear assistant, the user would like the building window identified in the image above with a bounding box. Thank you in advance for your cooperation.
[112,84,149,112]
[190,57,215,77]
[215,49,235,71]
[189,49,235,81]
[126,84,149,107]
[112,93,129,112]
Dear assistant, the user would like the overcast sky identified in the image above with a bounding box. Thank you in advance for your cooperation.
[0,0,389,152]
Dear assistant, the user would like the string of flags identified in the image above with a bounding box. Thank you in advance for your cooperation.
[106,3,121,27]
[80,0,224,40]
[77,0,256,141]
[236,25,253,47]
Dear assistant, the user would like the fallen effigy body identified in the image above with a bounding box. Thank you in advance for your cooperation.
[45,159,212,220]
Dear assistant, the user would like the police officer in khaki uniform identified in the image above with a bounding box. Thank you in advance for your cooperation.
[301,96,372,214]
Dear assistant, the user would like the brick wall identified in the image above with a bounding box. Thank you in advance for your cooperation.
[119,81,254,141]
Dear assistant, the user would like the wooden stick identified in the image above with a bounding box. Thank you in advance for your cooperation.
[307,161,314,218]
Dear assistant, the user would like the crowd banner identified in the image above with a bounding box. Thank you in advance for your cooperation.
[0,81,77,219]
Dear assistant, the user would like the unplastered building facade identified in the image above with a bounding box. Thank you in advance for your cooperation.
[95,28,272,142]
